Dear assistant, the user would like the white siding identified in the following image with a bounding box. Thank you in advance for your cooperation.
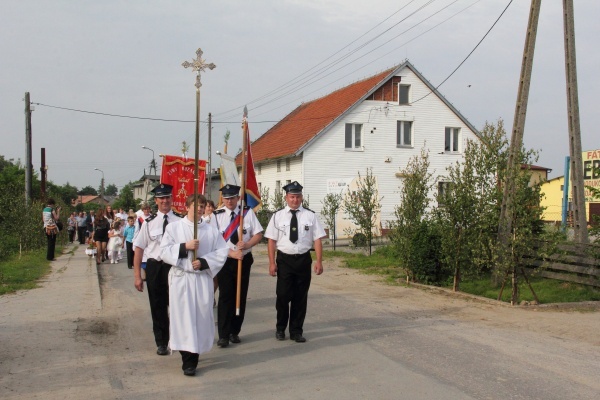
[255,156,303,200]
[302,66,479,236]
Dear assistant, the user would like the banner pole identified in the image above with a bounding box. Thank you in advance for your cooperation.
[236,106,249,316]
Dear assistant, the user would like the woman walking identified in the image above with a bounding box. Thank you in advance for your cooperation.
[92,208,110,265]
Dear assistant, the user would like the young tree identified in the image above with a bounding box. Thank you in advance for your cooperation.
[112,182,138,211]
[321,193,343,249]
[391,148,438,282]
[343,168,382,255]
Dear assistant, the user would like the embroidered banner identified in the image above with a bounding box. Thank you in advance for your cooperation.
[161,155,206,213]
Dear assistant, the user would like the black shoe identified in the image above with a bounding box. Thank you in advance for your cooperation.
[156,345,169,355]
[183,367,196,376]
[217,338,229,348]
[291,334,306,343]
[275,330,286,341]
[229,334,241,344]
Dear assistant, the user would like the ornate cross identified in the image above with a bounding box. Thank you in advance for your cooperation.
[182,48,216,88]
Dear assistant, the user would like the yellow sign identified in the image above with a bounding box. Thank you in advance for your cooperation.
[583,149,600,201]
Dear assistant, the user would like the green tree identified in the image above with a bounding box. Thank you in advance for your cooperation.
[112,182,138,211]
[343,168,382,255]
[321,193,343,248]
[390,148,440,282]
[79,186,98,196]
[105,183,118,196]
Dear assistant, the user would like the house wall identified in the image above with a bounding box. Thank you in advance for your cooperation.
[301,66,480,237]
[540,177,565,222]
[255,156,303,203]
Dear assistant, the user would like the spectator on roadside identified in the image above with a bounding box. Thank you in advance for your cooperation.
[42,198,61,261]
[67,212,77,243]
[76,212,87,245]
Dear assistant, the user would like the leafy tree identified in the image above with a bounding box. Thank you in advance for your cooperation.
[112,182,138,211]
[272,187,285,210]
[79,186,98,196]
[321,193,343,249]
[343,168,382,255]
[47,181,78,207]
[390,148,441,282]
[105,183,118,196]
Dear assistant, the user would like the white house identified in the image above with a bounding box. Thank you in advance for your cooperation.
[239,60,481,237]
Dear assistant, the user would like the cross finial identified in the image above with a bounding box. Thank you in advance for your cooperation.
[182,48,216,89]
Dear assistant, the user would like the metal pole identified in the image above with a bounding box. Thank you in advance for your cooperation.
[563,0,588,243]
[182,48,216,258]
[561,156,571,231]
[208,112,212,200]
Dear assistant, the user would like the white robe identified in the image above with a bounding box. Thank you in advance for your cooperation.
[160,218,229,355]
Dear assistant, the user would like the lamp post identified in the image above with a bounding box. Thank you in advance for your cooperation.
[94,168,105,199]
[141,145,156,176]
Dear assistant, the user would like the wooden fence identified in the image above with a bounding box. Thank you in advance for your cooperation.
[523,242,600,287]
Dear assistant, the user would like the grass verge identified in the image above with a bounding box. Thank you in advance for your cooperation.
[326,246,600,304]
[0,248,58,296]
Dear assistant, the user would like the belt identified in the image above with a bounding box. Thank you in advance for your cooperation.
[147,258,164,264]
[277,250,309,258]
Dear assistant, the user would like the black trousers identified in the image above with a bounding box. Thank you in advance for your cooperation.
[126,241,134,268]
[68,228,75,243]
[145,259,171,347]
[77,227,87,244]
[46,233,56,261]
[180,351,199,370]
[275,251,312,335]
[217,253,253,339]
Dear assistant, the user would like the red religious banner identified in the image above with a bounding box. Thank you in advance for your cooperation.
[161,155,206,214]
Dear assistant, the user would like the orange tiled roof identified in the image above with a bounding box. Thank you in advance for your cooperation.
[239,66,397,164]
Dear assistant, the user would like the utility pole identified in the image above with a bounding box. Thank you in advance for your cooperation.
[24,92,33,205]
[208,112,212,200]
[40,148,47,201]
[563,0,588,243]
[498,0,541,245]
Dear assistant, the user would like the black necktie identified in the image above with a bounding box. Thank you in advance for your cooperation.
[290,210,298,243]
[230,211,239,245]
[163,214,168,234]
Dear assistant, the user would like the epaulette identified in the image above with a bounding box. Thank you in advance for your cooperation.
[214,209,226,215]
[304,207,315,213]
[173,210,185,218]
[145,214,157,222]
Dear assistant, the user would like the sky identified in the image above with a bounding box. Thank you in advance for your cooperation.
[1,0,598,192]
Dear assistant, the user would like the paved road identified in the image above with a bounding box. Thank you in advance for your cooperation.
[1,244,598,399]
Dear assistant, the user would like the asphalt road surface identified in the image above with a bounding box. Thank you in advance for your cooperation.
[1,243,598,399]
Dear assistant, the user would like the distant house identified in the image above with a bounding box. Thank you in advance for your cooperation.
[238,60,481,237]
[540,175,600,225]
[133,173,160,202]
[72,195,109,206]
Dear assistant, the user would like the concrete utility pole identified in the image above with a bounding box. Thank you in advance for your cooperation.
[24,92,33,205]
[563,0,588,243]
[498,0,541,241]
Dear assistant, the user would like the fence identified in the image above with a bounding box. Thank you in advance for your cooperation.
[523,242,600,287]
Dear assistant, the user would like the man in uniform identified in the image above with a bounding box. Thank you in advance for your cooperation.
[133,184,182,355]
[264,181,326,343]
[210,184,263,348]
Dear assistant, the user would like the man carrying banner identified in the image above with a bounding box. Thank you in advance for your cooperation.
[133,184,182,356]
[265,181,326,343]
[210,184,263,347]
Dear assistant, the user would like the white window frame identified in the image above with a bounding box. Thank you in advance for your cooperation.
[276,160,281,172]
[285,158,291,171]
[437,181,452,207]
[397,120,413,147]
[445,127,461,153]
[345,123,363,150]
[399,84,411,105]
[275,180,281,193]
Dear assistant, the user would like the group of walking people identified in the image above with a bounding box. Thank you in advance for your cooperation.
[132,181,326,377]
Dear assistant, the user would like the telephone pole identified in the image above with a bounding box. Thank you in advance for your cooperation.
[24,92,33,204]
[563,0,588,243]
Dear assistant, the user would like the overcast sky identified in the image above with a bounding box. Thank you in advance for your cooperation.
[1,0,598,191]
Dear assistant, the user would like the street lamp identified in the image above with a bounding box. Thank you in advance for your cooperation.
[94,168,105,199]
[141,145,156,176]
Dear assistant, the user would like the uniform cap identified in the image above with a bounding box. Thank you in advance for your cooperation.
[219,184,241,199]
[283,181,303,194]
[151,184,173,198]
